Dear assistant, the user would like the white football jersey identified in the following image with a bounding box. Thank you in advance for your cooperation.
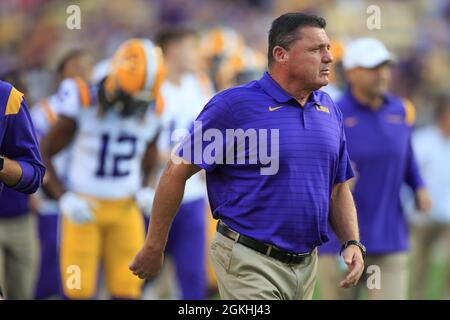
[58,79,160,199]
[158,73,213,202]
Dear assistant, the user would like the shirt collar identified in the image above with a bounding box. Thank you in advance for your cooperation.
[258,72,321,105]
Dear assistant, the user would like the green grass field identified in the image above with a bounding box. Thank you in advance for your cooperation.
[313,258,448,300]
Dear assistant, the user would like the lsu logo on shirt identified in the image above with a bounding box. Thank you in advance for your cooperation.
[315,104,330,114]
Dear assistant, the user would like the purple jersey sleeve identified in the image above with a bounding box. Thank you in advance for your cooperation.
[333,104,355,184]
[404,135,425,191]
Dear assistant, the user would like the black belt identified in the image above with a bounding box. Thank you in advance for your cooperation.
[216,220,312,265]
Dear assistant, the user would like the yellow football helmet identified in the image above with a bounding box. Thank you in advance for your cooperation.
[200,27,245,59]
[215,47,267,90]
[103,38,165,117]
[200,28,246,90]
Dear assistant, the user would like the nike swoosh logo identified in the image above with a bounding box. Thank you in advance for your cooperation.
[268,106,283,111]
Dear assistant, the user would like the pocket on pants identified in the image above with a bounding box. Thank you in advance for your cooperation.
[210,232,235,272]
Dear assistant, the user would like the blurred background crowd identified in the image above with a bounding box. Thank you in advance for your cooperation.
[1,0,450,123]
[0,0,449,300]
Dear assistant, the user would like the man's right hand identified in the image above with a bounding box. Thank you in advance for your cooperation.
[415,187,432,214]
[59,192,96,224]
[129,244,164,280]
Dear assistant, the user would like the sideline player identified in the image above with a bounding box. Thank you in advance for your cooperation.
[40,38,164,299]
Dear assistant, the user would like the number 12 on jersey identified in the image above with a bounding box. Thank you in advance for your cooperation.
[96,133,137,177]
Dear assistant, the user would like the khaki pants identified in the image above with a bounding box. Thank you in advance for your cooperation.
[0,214,39,300]
[410,223,450,299]
[210,232,318,300]
[317,255,357,300]
[318,252,409,300]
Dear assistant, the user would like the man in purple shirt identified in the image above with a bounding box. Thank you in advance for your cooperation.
[130,13,365,300]
[0,80,44,194]
[318,38,431,300]
[0,79,44,299]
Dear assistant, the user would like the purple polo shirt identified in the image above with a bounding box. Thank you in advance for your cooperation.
[177,72,354,253]
[0,80,45,197]
[320,89,424,255]
[0,187,29,218]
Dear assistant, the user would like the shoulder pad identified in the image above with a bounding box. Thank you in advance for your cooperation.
[73,77,92,108]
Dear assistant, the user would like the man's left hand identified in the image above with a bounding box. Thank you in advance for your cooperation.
[339,245,365,288]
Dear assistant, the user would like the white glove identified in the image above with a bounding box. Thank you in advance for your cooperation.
[135,187,156,217]
[59,192,96,224]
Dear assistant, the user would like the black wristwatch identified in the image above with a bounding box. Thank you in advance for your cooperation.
[0,156,4,172]
[340,240,366,259]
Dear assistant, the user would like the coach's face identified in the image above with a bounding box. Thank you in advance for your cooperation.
[284,26,333,90]
[346,63,392,98]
